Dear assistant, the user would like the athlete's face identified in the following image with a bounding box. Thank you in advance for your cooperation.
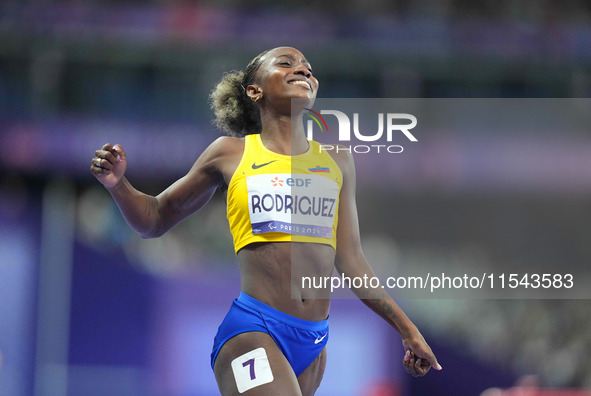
[247,47,318,109]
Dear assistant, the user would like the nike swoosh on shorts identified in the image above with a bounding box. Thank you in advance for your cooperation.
[314,334,327,344]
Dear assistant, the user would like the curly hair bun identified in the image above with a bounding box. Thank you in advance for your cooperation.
[209,50,270,137]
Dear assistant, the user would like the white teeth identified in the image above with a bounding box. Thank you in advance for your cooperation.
[290,80,310,89]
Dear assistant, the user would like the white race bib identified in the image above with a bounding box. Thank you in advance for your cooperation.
[246,173,339,238]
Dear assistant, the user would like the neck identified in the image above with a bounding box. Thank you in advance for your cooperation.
[259,109,308,155]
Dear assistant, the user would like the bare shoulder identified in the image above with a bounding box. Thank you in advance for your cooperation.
[199,135,245,186]
[326,144,355,177]
[197,135,245,167]
[207,135,245,158]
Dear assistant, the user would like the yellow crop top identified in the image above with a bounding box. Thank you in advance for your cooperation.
[227,133,342,253]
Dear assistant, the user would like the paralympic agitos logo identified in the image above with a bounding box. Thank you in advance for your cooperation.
[303,108,418,154]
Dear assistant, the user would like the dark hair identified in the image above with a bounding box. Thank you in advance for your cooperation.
[209,49,270,137]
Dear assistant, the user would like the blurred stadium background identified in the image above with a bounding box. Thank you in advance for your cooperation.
[2,0,591,395]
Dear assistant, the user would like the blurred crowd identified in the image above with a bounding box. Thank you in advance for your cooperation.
[10,0,591,22]
[408,293,591,388]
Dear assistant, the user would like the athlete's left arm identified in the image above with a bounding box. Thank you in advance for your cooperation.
[332,149,442,377]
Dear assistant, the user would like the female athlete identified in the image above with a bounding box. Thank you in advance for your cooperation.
[90,47,441,395]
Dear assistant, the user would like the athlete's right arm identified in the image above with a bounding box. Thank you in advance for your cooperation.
[90,138,235,238]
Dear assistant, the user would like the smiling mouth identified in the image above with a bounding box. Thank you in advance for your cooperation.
[288,80,311,90]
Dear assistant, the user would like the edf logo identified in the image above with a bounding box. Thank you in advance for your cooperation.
[274,177,311,187]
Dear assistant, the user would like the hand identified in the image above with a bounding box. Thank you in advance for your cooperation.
[402,331,442,377]
[90,143,127,189]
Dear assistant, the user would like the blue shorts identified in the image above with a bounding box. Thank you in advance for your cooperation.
[210,292,329,377]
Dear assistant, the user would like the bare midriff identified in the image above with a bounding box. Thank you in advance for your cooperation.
[237,241,334,322]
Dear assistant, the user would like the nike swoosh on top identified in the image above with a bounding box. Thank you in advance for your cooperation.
[252,160,278,169]
[314,334,327,344]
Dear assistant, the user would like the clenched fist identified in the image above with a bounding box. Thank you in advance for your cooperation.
[90,143,127,189]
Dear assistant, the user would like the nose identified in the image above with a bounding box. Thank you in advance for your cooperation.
[294,64,311,79]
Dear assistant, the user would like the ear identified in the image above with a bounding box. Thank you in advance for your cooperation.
[246,85,263,102]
